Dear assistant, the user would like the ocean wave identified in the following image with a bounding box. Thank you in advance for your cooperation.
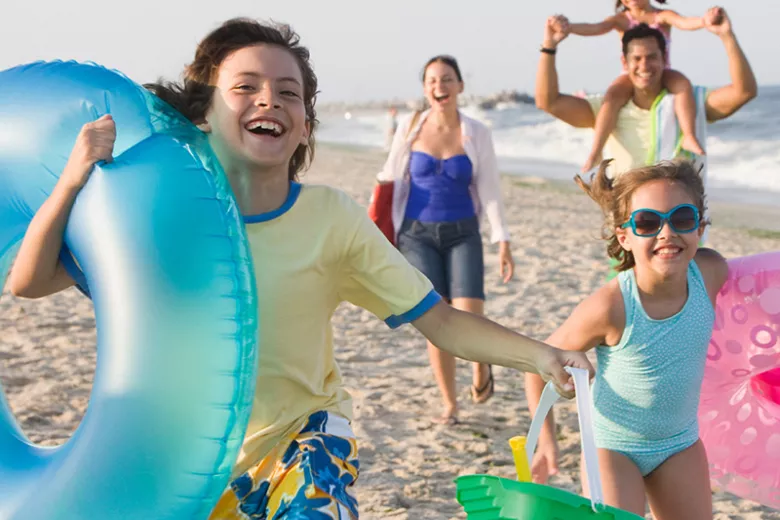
[318,87,780,196]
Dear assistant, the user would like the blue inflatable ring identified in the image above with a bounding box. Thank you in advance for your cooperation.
[0,61,258,519]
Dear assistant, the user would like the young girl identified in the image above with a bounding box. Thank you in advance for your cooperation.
[6,19,593,519]
[383,55,515,425]
[563,0,710,172]
[524,160,728,519]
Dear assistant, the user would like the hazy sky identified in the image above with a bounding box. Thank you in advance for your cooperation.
[1,1,774,103]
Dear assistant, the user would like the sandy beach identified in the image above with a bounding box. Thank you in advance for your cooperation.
[2,143,780,519]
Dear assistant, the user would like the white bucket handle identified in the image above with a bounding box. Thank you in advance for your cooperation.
[525,367,604,512]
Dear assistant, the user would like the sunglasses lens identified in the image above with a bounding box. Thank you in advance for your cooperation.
[670,206,698,232]
[633,211,662,236]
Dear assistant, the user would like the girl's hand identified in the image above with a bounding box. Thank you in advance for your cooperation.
[498,241,514,283]
[535,347,594,399]
[531,438,560,484]
[544,15,570,48]
[61,114,116,190]
[704,7,730,36]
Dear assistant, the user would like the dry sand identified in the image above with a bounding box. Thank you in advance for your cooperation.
[2,143,780,519]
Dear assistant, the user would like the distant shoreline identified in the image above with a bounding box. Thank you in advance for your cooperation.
[319,90,535,113]
[318,83,780,113]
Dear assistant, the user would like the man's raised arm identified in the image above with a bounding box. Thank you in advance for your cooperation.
[704,7,758,123]
[535,15,596,129]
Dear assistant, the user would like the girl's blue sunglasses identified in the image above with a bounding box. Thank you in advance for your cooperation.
[621,204,700,237]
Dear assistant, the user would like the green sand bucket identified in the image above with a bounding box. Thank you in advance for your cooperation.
[456,475,640,520]
[455,368,643,520]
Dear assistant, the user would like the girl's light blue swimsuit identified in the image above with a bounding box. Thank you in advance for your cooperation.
[592,260,715,476]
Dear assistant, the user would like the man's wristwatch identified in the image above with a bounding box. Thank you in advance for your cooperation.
[540,46,557,55]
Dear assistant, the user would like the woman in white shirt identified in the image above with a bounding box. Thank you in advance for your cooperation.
[377,55,514,424]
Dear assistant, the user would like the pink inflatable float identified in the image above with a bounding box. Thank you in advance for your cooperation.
[700,251,780,507]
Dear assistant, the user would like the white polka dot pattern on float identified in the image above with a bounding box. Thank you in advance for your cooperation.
[699,251,780,510]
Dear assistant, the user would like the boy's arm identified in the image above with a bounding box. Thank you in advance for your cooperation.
[658,10,705,31]
[413,301,594,398]
[6,184,78,298]
[7,115,116,298]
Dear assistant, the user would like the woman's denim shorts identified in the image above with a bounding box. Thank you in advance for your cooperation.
[397,216,485,301]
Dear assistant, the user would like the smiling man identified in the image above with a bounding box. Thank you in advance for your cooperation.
[534,6,757,177]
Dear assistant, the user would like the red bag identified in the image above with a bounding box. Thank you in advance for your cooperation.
[368,110,421,246]
[368,182,395,245]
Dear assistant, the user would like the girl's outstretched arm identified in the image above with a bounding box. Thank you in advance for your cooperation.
[659,10,705,31]
[524,282,625,483]
[568,15,621,37]
[694,248,729,305]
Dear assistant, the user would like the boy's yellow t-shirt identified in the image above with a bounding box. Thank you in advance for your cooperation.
[234,182,439,477]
